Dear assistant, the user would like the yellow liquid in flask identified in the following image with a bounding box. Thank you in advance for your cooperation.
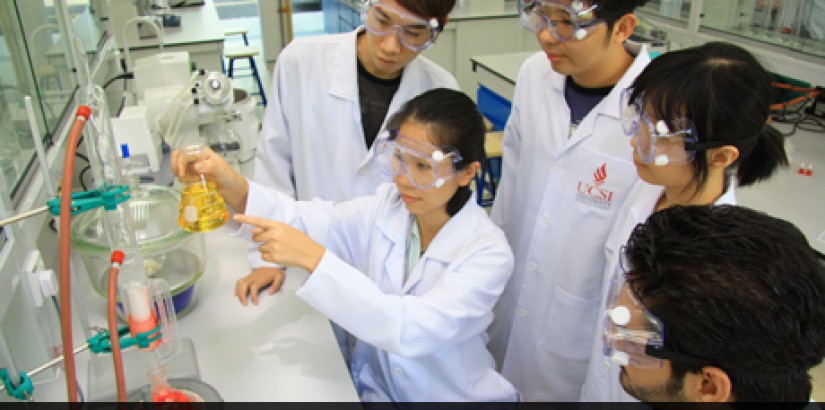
[178,178,229,232]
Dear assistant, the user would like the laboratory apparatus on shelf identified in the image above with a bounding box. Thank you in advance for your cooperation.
[113,52,261,176]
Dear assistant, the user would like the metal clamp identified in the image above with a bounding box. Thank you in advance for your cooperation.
[47,184,131,216]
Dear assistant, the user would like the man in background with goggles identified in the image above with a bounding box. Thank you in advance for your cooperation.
[487,0,651,401]
[238,0,456,321]
[603,204,825,403]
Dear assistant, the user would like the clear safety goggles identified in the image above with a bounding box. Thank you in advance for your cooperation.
[603,250,801,380]
[601,261,667,369]
[620,89,724,166]
[602,252,720,370]
[361,0,441,52]
[375,129,462,190]
[518,0,604,42]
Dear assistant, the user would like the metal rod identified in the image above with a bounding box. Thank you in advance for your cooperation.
[0,344,90,393]
[0,206,49,228]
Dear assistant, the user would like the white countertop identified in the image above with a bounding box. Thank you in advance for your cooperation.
[170,227,361,402]
[471,51,534,101]
[31,226,360,402]
[449,1,518,21]
[471,51,534,83]
[121,2,224,51]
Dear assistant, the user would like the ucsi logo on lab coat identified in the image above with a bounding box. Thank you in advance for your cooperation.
[576,163,615,210]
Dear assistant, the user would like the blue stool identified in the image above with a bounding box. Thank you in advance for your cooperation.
[222,27,249,74]
[475,131,503,207]
[225,45,267,106]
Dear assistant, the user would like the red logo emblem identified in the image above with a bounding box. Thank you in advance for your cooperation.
[576,163,614,210]
[593,163,607,186]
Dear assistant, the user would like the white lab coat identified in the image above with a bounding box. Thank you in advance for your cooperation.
[487,43,650,401]
[238,182,519,402]
[249,28,457,269]
[579,180,736,402]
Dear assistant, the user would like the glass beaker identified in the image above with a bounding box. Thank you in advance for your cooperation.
[177,145,229,232]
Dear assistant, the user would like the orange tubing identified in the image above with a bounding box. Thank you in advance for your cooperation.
[108,250,127,402]
[770,82,823,111]
[58,106,91,402]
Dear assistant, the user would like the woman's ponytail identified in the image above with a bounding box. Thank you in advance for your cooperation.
[736,123,789,187]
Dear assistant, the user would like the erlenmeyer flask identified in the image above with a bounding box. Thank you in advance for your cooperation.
[177,145,229,232]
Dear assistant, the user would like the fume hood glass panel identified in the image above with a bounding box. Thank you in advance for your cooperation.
[0,0,46,201]
[699,0,824,58]
[638,0,694,23]
[0,0,105,205]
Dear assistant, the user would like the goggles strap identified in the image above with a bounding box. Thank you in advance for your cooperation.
[645,345,802,381]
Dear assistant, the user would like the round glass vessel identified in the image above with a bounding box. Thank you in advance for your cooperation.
[71,184,205,317]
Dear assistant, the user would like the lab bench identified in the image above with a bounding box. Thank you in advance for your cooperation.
[110,1,226,73]
[28,226,359,402]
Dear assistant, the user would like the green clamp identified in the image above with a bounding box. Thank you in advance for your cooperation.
[133,324,163,349]
[87,325,132,354]
[47,185,131,216]
[0,368,33,401]
[87,324,163,353]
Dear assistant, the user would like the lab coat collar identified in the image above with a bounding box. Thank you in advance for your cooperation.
[421,196,479,263]
[328,28,363,102]
[375,191,480,292]
[376,190,411,292]
[399,197,482,293]
[717,181,737,205]
[566,43,650,143]
[627,177,738,222]
[627,181,663,224]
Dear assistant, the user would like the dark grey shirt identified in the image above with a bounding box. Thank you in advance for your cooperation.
[564,75,613,136]
[357,57,401,149]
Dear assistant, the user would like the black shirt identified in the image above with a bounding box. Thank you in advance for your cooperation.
[357,57,402,149]
[564,75,613,136]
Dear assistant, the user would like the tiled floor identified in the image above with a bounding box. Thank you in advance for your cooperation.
[215,12,825,400]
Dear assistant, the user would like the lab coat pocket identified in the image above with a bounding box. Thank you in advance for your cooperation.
[537,285,600,361]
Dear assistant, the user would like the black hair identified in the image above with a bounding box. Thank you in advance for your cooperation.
[396,0,456,31]
[624,204,825,402]
[628,42,789,192]
[386,88,486,216]
[591,0,650,32]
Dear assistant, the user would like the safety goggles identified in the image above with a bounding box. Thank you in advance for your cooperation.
[518,0,604,42]
[602,252,719,369]
[603,250,803,381]
[375,129,462,190]
[601,262,667,369]
[620,89,725,166]
[361,0,441,52]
